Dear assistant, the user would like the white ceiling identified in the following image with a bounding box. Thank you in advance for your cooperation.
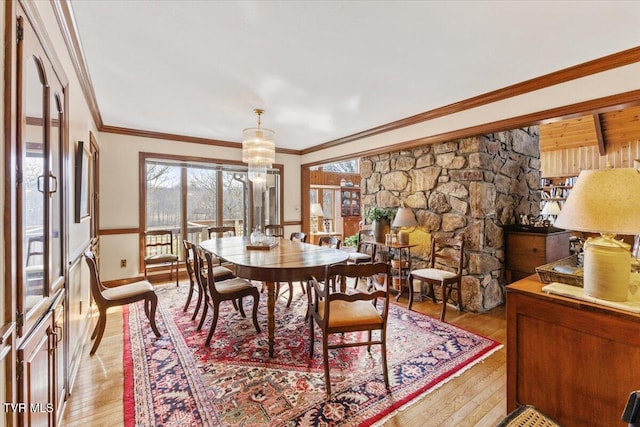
[69,0,640,151]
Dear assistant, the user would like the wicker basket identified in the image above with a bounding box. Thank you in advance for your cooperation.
[535,254,583,287]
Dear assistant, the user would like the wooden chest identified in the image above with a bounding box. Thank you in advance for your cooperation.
[505,228,570,283]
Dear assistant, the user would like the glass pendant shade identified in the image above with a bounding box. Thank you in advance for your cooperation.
[242,127,275,176]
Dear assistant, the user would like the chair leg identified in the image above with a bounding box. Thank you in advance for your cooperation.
[197,299,209,331]
[299,281,306,295]
[407,275,415,310]
[440,282,448,322]
[428,281,437,303]
[205,302,220,346]
[91,311,105,340]
[147,294,161,337]
[90,310,107,355]
[308,317,315,357]
[456,280,464,312]
[286,282,294,308]
[251,291,261,333]
[183,277,195,312]
[232,299,239,311]
[175,261,179,287]
[237,297,246,318]
[192,286,203,321]
[381,328,390,390]
[323,334,331,395]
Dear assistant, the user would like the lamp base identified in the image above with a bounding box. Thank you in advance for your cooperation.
[584,235,631,302]
[397,229,410,245]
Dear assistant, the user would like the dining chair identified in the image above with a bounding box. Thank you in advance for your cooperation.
[207,225,236,239]
[347,231,377,288]
[84,250,161,355]
[196,249,261,346]
[143,229,179,286]
[408,236,464,321]
[318,235,341,249]
[265,224,284,238]
[307,262,391,395]
[182,240,234,320]
[276,232,309,307]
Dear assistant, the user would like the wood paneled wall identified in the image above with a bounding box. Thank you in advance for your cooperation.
[541,139,640,177]
[309,170,360,186]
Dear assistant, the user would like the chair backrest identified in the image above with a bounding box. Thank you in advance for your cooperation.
[290,231,307,243]
[182,240,195,279]
[144,229,175,256]
[356,231,377,259]
[318,236,341,249]
[265,224,284,237]
[26,235,44,266]
[84,251,107,306]
[316,262,391,325]
[201,250,226,299]
[208,226,236,239]
[430,236,464,275]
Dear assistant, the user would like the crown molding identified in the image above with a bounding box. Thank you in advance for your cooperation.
[52,0,103,127]
[53,5,639,156]
[301,46,640,155]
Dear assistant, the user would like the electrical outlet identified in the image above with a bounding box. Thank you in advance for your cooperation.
[120,259,127,268]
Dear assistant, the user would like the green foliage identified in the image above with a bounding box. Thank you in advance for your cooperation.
[365,207,396,223]
[343,234,359,247]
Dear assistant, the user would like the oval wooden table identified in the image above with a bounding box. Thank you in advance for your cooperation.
[199,236,349,357]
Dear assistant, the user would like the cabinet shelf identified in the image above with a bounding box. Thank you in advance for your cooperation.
[340,186,360,217]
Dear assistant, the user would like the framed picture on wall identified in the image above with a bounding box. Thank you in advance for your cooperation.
[74,140,91,222]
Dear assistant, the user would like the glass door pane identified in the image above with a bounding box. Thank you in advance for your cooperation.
[146,163,181,255]
[49,92,63,285]
[222,171,247,236]
[186,166,217,244]
[22,55,46,311]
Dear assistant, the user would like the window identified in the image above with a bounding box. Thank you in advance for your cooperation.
[141,154,281,263]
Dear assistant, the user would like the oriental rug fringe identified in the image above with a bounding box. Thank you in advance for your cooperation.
[123,284,501,426]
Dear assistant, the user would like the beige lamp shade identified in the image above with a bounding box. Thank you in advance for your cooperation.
[310,203,324,217]
[554,168,640,234]
[392,207,417,245]
[554,167,640,302]
[541,200,561,217]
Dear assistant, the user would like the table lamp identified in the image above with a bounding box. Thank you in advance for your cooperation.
[392,206,417,245]
[541,200,561,224]
[310,203,324,233]
[554,167,640,301]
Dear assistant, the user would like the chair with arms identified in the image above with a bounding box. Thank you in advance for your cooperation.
[207,226,236,239]
[196,249,261,346]
[408,236,464,321]
[84,250,161,355]
[144,229,179,286]
[307,262,391,395]
[265,224,284,238]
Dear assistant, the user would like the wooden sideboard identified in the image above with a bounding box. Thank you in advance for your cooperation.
[505,226,570,282]
[507,277,640,427]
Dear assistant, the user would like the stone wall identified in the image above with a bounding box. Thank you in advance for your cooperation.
[360,127,540,312]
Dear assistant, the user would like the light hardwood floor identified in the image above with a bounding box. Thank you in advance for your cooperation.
[62,284,507,426]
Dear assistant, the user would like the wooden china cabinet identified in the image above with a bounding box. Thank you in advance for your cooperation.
[3,3,69,426]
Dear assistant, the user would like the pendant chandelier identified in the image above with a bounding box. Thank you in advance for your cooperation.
[242,108,275,185]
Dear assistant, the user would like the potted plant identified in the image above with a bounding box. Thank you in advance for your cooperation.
[366,207,396,243]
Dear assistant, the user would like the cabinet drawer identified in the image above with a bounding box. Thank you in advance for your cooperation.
[506,235,546,271]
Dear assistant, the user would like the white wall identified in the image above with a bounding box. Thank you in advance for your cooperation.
[97,132,302,280]
[301,63,640,166]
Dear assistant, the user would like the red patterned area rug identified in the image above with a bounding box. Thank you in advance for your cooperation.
[123,284,501,426]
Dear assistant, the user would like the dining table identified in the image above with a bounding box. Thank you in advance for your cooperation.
[199,235,349,357]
